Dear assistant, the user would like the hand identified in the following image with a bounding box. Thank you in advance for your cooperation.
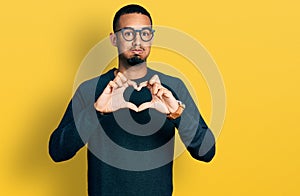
[94,72,139,113]
[138,75,179,114]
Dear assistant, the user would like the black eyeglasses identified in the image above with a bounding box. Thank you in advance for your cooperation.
[115,27,155,42]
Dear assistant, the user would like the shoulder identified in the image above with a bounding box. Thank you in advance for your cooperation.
[148,68,183,84]
[75,68,115,96]
[77,69,115,90]
[72,68,116,104]
[148,68,185,88]
[147,68,192,101]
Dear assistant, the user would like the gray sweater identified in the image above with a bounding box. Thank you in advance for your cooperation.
[49,68,215,196]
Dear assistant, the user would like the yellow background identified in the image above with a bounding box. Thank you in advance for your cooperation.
[1,0,299,195]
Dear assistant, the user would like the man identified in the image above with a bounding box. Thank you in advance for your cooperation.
[49,4,216,196]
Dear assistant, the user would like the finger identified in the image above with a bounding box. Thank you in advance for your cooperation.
[138,102,153,112]
[102,83,112,94]
[148,74,161,85]
[105,81,117,92]
[113,74,123,87]
[156,88,165,98]
[117,72,128,84]
[161,89,173,98]
[152,82,161,94]
[125,102,139,112]
[136,81,148,91]
[127,80,138,89]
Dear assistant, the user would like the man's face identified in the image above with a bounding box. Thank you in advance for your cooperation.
[112,13,153,65]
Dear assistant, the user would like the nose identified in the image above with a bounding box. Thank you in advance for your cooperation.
[132,31,141,46]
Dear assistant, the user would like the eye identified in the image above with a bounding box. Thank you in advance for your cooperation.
[142,31,150,36]
[124,30,134,37]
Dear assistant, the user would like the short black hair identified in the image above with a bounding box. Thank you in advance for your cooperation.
[113,4,152,32]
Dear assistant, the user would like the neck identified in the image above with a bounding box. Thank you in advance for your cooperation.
[118,60,147,80]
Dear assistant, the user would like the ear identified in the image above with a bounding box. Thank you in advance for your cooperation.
[109,33,117,47]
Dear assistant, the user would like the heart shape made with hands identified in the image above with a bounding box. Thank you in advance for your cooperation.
[123,81,152,106]
[94,74,179,114]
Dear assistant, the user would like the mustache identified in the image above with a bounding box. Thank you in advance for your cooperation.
[118,47,145,54]
[130,46,145,51]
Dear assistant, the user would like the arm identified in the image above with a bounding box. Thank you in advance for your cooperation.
[48,84,100,162]
[136,73,216,162]
[49,71,135,162]
[173,80,216,162]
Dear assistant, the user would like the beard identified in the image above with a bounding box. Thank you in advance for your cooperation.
[127,55,145,66]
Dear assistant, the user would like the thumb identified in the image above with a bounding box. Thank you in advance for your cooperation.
[137,102,153,112]
[125,102,139,112]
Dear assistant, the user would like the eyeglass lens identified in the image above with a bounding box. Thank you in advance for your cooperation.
[122,28,153,42]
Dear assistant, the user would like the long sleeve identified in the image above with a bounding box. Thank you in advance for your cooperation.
[49,81,102,162]
[172,79,216,162]
[48,98,81,162]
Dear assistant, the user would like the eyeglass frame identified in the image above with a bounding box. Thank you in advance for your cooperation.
[114,27,155,42]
